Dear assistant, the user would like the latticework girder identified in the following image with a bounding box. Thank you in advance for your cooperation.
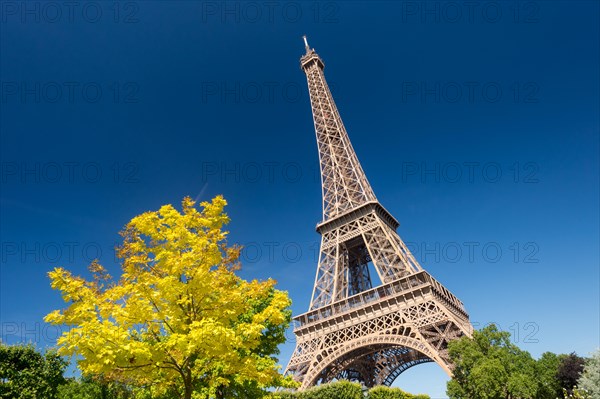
[285,38,473,391]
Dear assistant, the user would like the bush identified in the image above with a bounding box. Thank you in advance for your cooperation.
[368,386,407,399]
[272,392,297,399]
[367,386,430,399]
[273,381,431,399]
[271,380,362,399]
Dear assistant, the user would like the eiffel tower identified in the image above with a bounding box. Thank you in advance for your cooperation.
[284,37,473,390]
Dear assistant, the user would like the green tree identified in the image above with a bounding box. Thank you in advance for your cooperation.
[0,342,67,399]
[535,352,562,399]
[57,375,133,399]
[45,196,296,399]
[58,378,99,399]
[446,324,538,399]
[578,349,600,398]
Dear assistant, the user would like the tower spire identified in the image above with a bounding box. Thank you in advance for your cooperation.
[302,35,310,52]
[300,39,377,221]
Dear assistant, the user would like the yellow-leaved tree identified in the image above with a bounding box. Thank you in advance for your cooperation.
[45,196,296,399]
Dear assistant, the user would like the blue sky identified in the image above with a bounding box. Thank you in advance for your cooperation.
[1,1,598,397]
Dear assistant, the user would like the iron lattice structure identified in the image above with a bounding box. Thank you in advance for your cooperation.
[284,38,473,389]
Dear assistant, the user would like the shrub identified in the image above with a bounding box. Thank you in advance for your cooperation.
[367,385,430,399]
[271,380,362,399]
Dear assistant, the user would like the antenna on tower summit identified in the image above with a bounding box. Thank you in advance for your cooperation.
[302,35,310,51]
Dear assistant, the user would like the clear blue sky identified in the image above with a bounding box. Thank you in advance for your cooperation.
[1,1,598,397]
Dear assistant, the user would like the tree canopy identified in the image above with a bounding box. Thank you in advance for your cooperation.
[0,342,67,399]
[445,324,598,399]
[557,353,586,395]
[446,324,538,399]
[577,349,600,398]
[57,375,133,399]
[535,351,562,399]
[45,196,295,399]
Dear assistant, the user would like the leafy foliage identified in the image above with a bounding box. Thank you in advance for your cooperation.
[535,352,562,399]
[446,324,538,399]
[57,375,133,399]
[557,353,586,395]
[561,387,591,399]
[445,324,598,399]
[273,380,363,399]
[273,381,429,399]
[367,385,430,399]
[577,349,600,399]
[45,196,296,399]
[0,342,67,399]
[303,380,363,399]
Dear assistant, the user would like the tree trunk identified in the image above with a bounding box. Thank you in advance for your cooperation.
[183,371,192,399]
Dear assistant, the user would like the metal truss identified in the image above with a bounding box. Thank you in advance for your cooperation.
[285,37,473,390]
